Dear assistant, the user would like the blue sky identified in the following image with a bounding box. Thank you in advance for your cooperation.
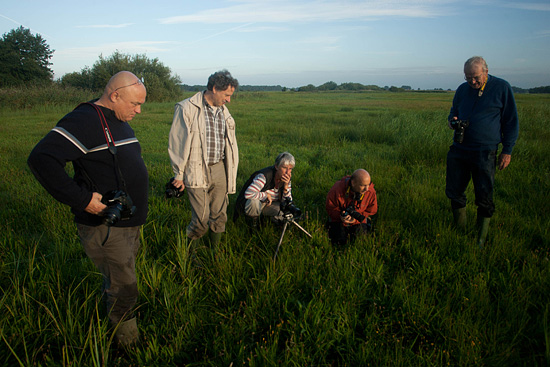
[1,0,549,89]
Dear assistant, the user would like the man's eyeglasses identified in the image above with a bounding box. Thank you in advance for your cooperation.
[113,77,144,92]
[464,75,484,83]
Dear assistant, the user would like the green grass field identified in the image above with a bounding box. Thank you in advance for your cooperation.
[1,90,549,366]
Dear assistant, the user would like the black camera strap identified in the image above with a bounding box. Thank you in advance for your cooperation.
[345,179,364,209]
[80,102,130,194]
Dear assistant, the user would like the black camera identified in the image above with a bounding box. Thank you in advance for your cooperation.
[101,190,136,226]
[280,198,302,220]
[342,204,366,223]
[165,177,184,199]
[450,119,469,144]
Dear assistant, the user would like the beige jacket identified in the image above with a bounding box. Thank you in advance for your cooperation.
[168,92,239,193]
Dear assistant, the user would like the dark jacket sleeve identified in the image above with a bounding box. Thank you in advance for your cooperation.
[27,130,92,212]
[499,82,519,155]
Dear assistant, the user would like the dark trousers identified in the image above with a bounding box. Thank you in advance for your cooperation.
[77,224,141,324]
[445,145,497,218]
[327,220,372,246]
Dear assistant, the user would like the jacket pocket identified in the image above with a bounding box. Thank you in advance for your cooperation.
[184,129,205,187]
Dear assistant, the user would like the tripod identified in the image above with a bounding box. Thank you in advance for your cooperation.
[273,214,312,261]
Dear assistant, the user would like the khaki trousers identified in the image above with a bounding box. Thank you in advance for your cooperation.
[186,161,228,239]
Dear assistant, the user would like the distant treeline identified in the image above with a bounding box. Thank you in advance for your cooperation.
[181,85,285,92]
[182,82,550,93]
[182,82,402,92]
[513,86,550,94]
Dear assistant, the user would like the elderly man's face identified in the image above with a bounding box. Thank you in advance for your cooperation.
[112,84,146,122]
[351,176,370,195]
[464,63,488,90]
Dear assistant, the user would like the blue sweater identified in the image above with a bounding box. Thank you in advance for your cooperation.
[448,75,519,154]
[28,102,149,227]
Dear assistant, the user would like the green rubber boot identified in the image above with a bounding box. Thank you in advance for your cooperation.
[209,231,222,247]
[115,317,139,347]
[452,207,467,229]
[476,216,491,247]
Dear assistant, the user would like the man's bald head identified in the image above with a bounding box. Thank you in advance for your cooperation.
[96,71,146,122]
[103,71,144,96]
[350,169,371,195]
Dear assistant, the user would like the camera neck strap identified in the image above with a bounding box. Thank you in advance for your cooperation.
[80,102,129,193]
[465,77,488,120]
[345,180,364,206]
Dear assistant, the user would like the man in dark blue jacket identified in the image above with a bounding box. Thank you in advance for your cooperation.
[28,71,148,346]
[446,56,519,247]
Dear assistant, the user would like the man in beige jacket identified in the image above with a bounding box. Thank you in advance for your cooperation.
[168,70,239,246]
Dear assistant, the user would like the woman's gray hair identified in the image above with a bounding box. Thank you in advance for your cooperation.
[464,56,488,72]
[275,152,295,168]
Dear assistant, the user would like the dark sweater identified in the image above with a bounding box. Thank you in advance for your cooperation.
[448,75,519,154]
[28,102,149,227]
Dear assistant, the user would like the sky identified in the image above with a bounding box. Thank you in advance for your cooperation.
[1,0,549,90]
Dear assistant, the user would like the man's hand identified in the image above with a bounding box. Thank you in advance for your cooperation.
[498,153,511,170]
[341,214,355,225]
[172,179,185,191]
[85,192,107,215]
[448,116,457,129]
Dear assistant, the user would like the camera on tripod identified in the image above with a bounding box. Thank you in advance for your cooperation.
[165,177,184,199]
[341,204,366,223]
[101,190,136,226]
[273,197,311,261]
[450,119,469,144]
[280,197,302,220]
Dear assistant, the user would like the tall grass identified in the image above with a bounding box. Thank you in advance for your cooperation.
[1,90,549,366]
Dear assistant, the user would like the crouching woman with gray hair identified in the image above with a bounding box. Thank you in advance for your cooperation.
[234,152,295,228]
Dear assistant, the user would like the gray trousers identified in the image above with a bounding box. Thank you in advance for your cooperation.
[186,161,228,239]
[77,224,140,324]
[244,199,281,218]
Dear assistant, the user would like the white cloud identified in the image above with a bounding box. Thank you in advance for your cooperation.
[159,0,449,25]
[504,2,550,11]
[76,23,135,29]
[55,41,175,59]
[297,36,341,51]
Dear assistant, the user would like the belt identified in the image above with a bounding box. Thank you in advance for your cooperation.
[208,161,222,167]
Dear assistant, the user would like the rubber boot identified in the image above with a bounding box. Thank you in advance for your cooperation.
[476,216,490,247]
[115,317,139,347]
[452,207,467,229]
[209,231,222,247]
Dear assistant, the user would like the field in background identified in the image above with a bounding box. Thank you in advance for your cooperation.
[1,91,549,366]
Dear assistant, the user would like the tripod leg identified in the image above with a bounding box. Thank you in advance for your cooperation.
[290,219,312,238]
[273,221,288,261]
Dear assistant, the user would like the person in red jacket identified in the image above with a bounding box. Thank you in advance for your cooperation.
[326,169,378,246]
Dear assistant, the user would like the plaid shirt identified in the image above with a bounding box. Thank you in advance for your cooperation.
[204,101,226,165]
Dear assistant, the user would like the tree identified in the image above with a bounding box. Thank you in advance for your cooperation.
[60,51,182,102]
[318,81,338,91]
[297,84,316,92]
[0,26,54,86]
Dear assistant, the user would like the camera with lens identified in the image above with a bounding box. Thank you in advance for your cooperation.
[101,190,136,226]
[341,204,366,223]
[450,119,469,144]
[165,177,184,199]
[280,197,302,220]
